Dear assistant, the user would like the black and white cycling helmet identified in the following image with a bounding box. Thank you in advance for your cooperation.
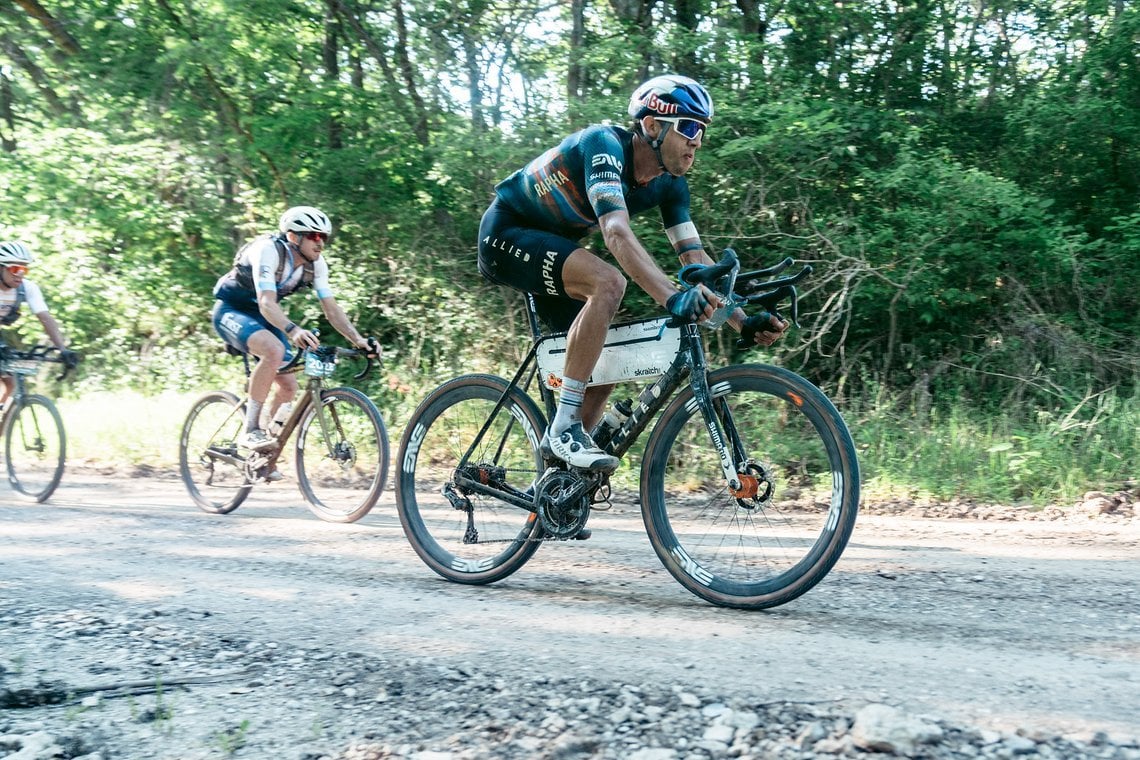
[0,241,34,266]
[278,206,332,235]
[628,74,714,123]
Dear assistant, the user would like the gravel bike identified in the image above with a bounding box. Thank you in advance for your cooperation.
[396,250,859,609]
[0,344,78,503]
[179,343,390,523]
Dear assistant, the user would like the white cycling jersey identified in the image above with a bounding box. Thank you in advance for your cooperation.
[246,237,334,300]
[0,280,48,322]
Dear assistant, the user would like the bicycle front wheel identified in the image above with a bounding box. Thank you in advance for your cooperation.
[642,364,859,609]
[295,387,389,523]
[178,391,252,514]
[396,374,546,585]
[5,394,66,503]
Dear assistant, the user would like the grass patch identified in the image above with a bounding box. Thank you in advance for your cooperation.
[51,385,1138,505]
[850,389,1138,505]
[59,390,194,471]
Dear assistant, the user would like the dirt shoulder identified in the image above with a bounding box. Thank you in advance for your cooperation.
[1,473,1138,759]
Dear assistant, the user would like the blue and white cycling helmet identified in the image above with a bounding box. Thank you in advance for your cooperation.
[0,241,34,266]
[278,206,332,235]
[628,74,714,124]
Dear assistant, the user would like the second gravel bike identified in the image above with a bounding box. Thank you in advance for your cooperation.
[179,344,389,523]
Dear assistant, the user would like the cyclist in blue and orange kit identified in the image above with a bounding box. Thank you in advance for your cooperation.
[478,75,788,472]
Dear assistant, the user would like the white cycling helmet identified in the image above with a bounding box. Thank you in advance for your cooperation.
[0,241,34,266]
[278,206,332,235]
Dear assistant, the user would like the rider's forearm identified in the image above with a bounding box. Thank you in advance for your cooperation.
[36,312,67,349]
[257,293,297,334]
[603,226,679,307]
[320,299,365,346]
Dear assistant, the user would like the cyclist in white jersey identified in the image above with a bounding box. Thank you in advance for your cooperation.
[0,241,77,409]
[212,206,379,453]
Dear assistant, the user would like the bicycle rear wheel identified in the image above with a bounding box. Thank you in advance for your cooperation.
[5,394,66,503]
[642,364,859,609]
[178,391,252,514]
[396,374,546,585]
[295,387,389,523]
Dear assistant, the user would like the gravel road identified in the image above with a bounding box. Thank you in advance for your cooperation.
[1,473,1137,759]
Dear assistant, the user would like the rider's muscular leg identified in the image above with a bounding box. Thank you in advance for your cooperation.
[245,330,287,432]
[0,375,13,410]
[556,250,625,432]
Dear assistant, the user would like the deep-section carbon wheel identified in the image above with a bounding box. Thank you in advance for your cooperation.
[641,364,859,609]
[396,374,546,585]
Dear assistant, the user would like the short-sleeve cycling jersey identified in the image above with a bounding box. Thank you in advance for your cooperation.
[493,125,699,246]
[213,235,333,313]
[0,280,48,327]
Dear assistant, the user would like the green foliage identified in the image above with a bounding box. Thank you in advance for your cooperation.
[3,0,1139,500]
[853,384,1138,504]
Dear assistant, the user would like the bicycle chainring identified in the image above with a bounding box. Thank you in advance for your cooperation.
[534,469,590,540]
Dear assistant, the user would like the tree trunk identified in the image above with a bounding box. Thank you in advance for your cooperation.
[323,2,344,150]
[568,0,585,104]
[9,0,81,55]
[393,0,430,146]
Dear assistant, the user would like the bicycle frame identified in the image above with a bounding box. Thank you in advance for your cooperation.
[455,293,753,507]
[200,357,344,475]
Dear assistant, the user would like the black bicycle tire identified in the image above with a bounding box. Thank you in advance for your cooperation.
[395,374,546,585]
[294,386,390,523]
[178,390,252,514]
[641,364,860,609]
[5,394,66,503]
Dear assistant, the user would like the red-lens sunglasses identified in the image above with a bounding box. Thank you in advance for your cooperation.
[5,265,28,276]
[303,231,329,243]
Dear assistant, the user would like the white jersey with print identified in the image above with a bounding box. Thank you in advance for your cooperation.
[0,280,48,324]
[247,237,334,300]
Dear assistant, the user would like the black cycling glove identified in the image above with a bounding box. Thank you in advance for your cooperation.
[59,348,80,369]
[666,288,711,323]
[740,312,779,346]
[363,337,381,359]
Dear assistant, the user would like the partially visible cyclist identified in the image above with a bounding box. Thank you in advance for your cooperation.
[212,206,380,455]
[0,241,78,410]
[478,74,789,472]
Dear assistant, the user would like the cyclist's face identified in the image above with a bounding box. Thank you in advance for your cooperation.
[1,265,26,287]
[293,231,327,260]
[656,118,704,176]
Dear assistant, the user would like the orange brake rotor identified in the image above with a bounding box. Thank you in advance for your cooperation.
[730,474,760,499]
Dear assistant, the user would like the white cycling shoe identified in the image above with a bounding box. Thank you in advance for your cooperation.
[239,428,278,452]
[540,422,619,473]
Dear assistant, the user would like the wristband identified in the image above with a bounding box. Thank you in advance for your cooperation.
[283,322,298,335]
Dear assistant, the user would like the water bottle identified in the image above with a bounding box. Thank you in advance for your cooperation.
[267,402,293,436]
[592,399,632,448]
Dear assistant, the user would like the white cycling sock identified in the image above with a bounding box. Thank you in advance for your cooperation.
[245,400,263,433]
[551,377,588,434]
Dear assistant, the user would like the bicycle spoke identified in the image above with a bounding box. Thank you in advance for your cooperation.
[5,396,66,503]
[179,392,251,514]
[296,388,388,523]
[396,375,545,585]
[643,365,859,609]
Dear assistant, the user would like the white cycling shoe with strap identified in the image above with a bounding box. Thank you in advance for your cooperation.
[540,422,619,473]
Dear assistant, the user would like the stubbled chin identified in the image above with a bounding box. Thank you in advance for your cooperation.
[672,157,693,175]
